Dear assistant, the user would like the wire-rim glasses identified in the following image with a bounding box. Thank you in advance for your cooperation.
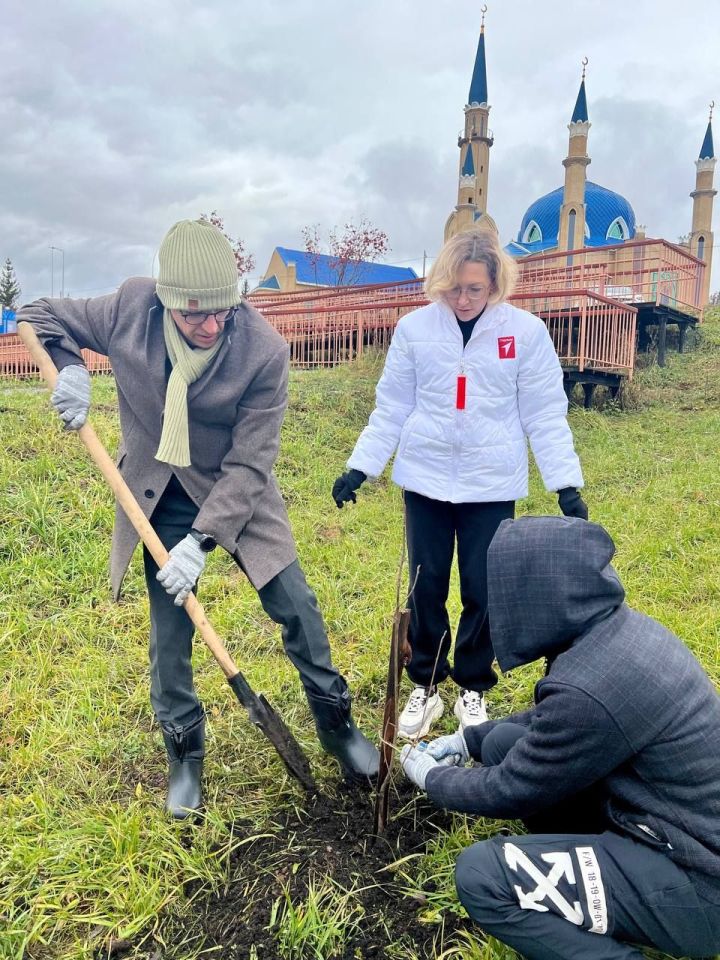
[446,285,489,303]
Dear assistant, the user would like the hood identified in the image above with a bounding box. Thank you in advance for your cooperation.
[487,516,625,671]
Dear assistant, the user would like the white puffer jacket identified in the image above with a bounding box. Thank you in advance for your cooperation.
[348,299,583,503]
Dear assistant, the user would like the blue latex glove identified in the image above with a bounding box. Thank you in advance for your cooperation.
[424,731,470,766]
[156,534,207,606]
[400,743,441,791]
[51,364,91,430]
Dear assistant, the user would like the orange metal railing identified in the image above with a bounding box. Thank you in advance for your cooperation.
[261,283,637,377]
[517,239,705,319]
[509,289,637,377]
[263,294,426,367]
[0,294,634,379]
[250,278,424,311]
[5,240,695,381]
[0,335,112,379]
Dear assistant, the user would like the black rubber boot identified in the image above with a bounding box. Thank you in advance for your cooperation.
[161,713,205,820]
[308,690,380,782]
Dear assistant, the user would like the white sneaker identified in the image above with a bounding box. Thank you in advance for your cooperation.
[398,686,444,740]
[453,689,488,729]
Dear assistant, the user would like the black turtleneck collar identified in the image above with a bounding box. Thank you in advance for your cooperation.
[455,306,486,347]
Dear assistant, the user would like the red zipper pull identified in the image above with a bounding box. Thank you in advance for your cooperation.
[456,374,466,410]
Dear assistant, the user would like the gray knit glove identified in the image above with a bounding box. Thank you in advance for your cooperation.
[156,534,207,606]
[424,731,470,766]
[51,364,91,430]
[400,743,441,791]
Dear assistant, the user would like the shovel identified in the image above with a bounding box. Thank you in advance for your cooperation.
[18,322,316,793]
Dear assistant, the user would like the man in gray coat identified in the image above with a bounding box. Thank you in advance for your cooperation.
[18,219,378,817]
[400,516,720,959]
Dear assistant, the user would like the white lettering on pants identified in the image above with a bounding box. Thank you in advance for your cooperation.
[575,845,608,934]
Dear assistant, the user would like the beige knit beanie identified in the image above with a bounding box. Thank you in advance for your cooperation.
[156,219,240,311]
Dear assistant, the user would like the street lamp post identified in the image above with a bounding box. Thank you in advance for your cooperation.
[50,246,65,297]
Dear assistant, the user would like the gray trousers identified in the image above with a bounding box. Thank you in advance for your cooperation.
[454,722,720,959]
[143,476,348,730]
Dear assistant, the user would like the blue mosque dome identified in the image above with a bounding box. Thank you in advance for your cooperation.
[511,180,637,255]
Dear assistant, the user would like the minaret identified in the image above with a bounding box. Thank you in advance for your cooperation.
[444,5,497,241]
[689,103,716,305]
[558,60,591,253]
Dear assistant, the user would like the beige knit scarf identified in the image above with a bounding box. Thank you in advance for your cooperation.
[155,308,224,467]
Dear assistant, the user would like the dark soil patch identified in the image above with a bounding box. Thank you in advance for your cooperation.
[157,780,473,959]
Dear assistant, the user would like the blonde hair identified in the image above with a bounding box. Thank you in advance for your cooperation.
[425,228,518,305]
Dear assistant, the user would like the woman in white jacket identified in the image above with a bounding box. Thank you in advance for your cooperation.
[332,228,587,739]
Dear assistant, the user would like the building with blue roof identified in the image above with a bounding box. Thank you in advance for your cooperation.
[501,59,645,260]
[443,14,715,303]
[508,181,638,257]
[256,247,417,294]
[502,75,715,303]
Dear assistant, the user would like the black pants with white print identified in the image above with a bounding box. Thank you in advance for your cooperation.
[455,723,720,959]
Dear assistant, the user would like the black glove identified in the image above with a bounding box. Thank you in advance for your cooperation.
[332,469,367,508]
[558,487,589,520]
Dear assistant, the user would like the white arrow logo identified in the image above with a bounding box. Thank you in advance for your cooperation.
[503,842,584,925]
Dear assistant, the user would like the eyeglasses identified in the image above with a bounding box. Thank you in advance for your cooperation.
[175,307,238,325]
[446,285,489,303]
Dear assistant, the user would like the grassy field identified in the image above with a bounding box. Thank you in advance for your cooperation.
[1,311,719,960]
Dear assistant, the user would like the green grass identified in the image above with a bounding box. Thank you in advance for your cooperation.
[1,311,719,959]
[269,878,366,959]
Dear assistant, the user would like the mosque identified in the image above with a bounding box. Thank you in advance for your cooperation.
[3,14,715,390]
[246,12,716,391]
[444,10,716,308]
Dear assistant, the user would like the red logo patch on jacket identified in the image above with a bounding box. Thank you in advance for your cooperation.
[498,335,516,359]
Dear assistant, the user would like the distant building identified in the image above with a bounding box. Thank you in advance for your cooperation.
[1,307,16,334]
[255,246,417,295]
[444,14,716,304]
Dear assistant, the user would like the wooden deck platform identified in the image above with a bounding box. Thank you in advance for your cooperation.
[0,240,706,393]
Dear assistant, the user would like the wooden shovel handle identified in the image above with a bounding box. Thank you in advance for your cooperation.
[18,321,240,680]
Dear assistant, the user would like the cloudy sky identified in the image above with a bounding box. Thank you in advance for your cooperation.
[3,0,718,304]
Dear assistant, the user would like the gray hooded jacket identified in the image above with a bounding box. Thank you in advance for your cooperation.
[426,516,720,899]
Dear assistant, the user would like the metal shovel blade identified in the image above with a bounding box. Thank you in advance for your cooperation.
[228,672,316,793]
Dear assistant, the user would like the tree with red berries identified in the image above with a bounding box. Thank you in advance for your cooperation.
[301,218,390,286]
[200,211,256,279]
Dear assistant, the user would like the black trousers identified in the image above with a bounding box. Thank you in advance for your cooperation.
[403,491,514,693]
[143,476,348,730]
[455,721,720,959]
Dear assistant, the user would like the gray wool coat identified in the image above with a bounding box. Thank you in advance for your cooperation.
[18,277,298,597]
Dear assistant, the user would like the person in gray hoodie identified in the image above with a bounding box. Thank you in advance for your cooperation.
[400,516,720,959]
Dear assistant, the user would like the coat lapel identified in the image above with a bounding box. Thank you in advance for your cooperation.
[144,298,169,405]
